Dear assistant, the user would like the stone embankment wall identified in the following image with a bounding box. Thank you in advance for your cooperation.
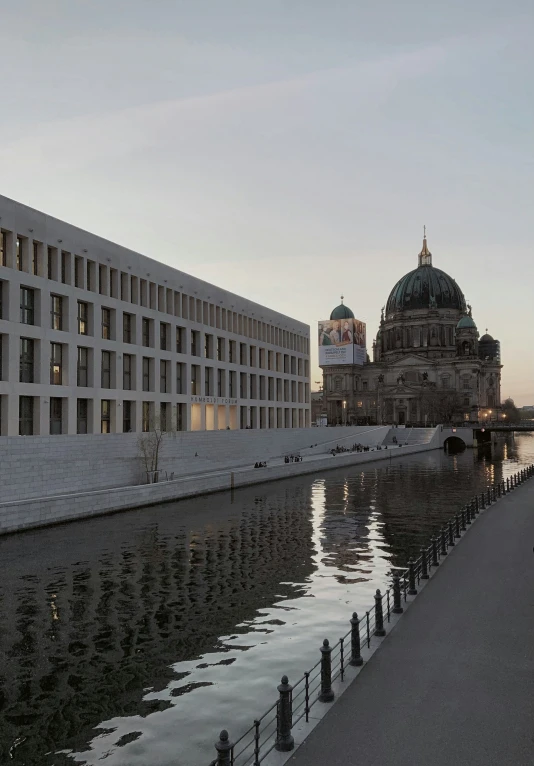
[0,435,438,536]
[0,426,387,505]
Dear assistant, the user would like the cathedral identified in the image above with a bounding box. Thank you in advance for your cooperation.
[321,234,502,426]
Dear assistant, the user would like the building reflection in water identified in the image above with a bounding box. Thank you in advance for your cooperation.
[0,435,531,766]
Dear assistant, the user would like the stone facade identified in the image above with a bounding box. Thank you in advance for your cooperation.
[322,236,502,425]
[0,194,310,436]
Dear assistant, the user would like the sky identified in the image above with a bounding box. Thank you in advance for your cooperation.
[1,0,532,404]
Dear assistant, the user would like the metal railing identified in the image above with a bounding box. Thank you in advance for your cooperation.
[208,464,534,765]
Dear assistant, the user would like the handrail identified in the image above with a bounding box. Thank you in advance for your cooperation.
[208,464,534,765]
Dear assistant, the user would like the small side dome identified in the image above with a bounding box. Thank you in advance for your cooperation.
[480,332,494,342]
[330,296,354,320]
[456,315,477,330]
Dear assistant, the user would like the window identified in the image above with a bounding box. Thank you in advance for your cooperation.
[217,337,224,361]
[101,351,111,388]
[0,230,6,267]
[77,399,88,434]
[160,360,169,393]
[217,369,225,397]
[205,334,213,358]
[32,242,39,275]
[77,347,89,386]
[160,322,169,350]
[61,252,68,284]
[50,398,63,435]
[20,338,35,383]
[142,401,150,432]
[51,295,63,330]
[463,397,470,406]
[240,343,247,365]
[123,400,133,432]
[50,343,63,385]
[250,346,256,367]
[229,371,236,398]
[362,380,368,391]
[191,365,200,395]
[123,313,133,343]
[142,357,151,392]
[123,354,133,390]
[19,396,34,435]
[176,326,185,354]
[48,247,54,280]
[142,317,151,347]
[78,301,88,335]
[240,372,247,399]
[101,400,111,433]
[229,340,236,364]
[191,330,200,356]
[176,362,185,394]
[20,288,35,325]
[16,237,22,270]
[205,366,212,396]
[102,307,111,340]
[160,402,170,432]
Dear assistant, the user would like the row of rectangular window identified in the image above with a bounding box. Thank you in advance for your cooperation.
[1,230,308,353]
[10,397,306,435]
[3,286,307,375]
[15,396,186,435]
[8,338,308,401]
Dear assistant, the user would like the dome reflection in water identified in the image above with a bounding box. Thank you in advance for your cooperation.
[0,435,532,766]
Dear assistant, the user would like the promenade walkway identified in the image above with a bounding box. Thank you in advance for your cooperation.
[288,480,534,766]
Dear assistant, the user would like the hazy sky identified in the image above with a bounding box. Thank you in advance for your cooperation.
[1,1,532,403]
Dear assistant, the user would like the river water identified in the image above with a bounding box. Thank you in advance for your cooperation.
[0,434,532,766]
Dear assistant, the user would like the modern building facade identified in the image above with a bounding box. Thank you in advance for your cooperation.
[0,195,310,436]
[321,234,502,425]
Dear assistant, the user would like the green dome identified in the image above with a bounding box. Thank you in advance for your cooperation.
[330,303,354,320]
[457,315,477,330]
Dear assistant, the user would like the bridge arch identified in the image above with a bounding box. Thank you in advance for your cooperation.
[443,435,466,452]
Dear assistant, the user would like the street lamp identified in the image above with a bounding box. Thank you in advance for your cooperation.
[342,399,347,426]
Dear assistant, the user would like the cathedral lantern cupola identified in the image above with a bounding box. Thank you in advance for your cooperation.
[456,312,478,357]
[418,226,432,267]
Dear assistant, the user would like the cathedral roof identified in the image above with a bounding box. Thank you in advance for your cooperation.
[385,233,467,314]
[457,315,477,330]
[330,296,355,320]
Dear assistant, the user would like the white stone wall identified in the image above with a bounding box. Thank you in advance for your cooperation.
[0,426,387,503]
[0,438,438,536]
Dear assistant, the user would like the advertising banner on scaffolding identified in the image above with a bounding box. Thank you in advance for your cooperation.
[318,318,366,366]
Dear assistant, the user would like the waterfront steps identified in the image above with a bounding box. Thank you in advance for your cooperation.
[288,479,534,766]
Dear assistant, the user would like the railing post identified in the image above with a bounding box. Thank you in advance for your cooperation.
[440,526,447,555]
[420,546,429,579]
[465,504,471,525]
[350,612,364,666]
[407,560,417,595]
[474,495,479,515]
[448,520,455,547]
[506,477,510,492]
[392,576,403,614]
[275,675,294,751]
[431,535,439,567]
[492,485,496,502]
[461,508,466,531]
[487,488,491,505]
[502,479,506,495]
[481,492,486,510]
[318,639,334,702]
[214,730,234,766]
[497,483,501,498]
[374,589,386,635]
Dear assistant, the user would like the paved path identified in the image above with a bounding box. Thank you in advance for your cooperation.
[288,480,534,766]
